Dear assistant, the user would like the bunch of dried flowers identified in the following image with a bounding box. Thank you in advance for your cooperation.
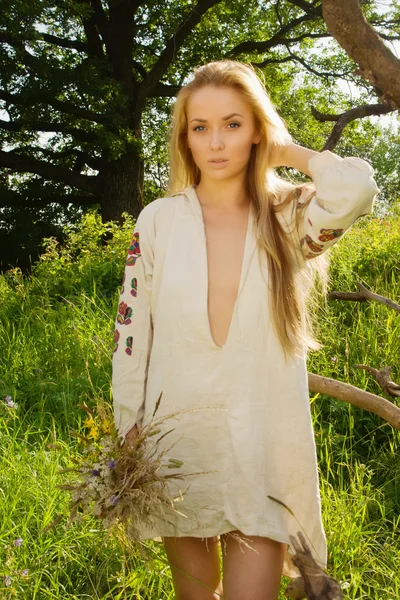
[45,394,196,541]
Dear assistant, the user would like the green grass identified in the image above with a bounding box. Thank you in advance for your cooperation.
[0,203,399,598]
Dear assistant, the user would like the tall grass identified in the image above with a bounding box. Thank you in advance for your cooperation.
[0,203,399,598]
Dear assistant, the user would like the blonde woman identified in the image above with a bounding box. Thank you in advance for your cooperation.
[112,60,379,599]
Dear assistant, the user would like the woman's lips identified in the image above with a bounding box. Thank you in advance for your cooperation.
[209,159,228,167]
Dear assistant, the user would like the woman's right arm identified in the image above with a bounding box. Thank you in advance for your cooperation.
[112,204,155,443]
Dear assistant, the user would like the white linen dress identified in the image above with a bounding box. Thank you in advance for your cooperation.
[111,150,379,577]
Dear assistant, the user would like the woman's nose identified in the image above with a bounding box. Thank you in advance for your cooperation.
[210,132,225,150]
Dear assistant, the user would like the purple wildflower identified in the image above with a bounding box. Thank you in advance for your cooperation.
[4,395,12,401]
[108,459,116,469]
[6,398,17,408]
[4,576,12,586]
[110,495,119,505]
[21,569,29,577]
[13,538,23,547]
[91,469,101,477]
[34,368,42,374]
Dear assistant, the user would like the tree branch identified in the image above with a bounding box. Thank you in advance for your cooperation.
[312,102,394,149]
[328,281,400,312]
[253,47,350,79]
[321,0,400,109]
[0,191,100,209]
[0,150,99,193]
[13,145,105,172]
[0,119,100,144]
[148,83,182,97]
[286,0,319,12]
[140,0,225,98]
[354,365,400,398]
[39,33,90,53]
[227,12,323,56]
[308,373,400,430]
[0,90,107,124]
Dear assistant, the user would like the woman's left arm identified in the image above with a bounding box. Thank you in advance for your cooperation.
[270,142,318,177]
[271,143,381,259]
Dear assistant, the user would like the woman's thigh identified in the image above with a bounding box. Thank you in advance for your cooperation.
[220,530,287,600]
[163,535,223,600]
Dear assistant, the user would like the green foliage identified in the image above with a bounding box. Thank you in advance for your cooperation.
[2,0,400,274]
[0,195,399,597]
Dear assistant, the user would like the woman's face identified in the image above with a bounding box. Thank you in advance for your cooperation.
[186,85,261,182]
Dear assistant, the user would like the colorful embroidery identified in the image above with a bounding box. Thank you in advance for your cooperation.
[113,329,120,353]
[117,301,132,325]
[305,234,324,253]
[125,336,133,355]
[126,231,141,266]
[130,277,137,297]
[318,228,344,242]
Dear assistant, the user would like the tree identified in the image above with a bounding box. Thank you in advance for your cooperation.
[0,1,398,238]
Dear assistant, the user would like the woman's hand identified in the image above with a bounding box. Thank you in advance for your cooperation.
[122,423,139,449]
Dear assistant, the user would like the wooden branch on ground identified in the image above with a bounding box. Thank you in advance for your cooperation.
[308,373,400,430]
[285,532,343,599]
[354,365,400,397]
[328,282,400,313]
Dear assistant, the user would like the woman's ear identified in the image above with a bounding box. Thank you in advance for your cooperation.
[253,131,261,145]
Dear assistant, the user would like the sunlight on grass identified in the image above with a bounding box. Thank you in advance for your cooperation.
[0,204,399,598]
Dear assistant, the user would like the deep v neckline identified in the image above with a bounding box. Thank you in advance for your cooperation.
[185,184,254,350]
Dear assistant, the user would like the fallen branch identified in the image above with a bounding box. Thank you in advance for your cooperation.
[308,373,400,430]
[328,282,400,313]
[285,532,343,599]
[354,365,400,397]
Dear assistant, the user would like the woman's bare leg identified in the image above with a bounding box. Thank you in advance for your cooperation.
[163,535,223,600]
[220,530,286,600]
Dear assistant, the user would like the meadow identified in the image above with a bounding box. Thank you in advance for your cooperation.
[0,203,399,599]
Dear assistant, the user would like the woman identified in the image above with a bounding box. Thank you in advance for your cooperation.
[112,60,379,599]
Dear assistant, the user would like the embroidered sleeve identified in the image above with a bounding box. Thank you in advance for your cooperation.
[111,205,155,441]
[296,150,380,260]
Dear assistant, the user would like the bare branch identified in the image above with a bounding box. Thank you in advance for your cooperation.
[328,281,400,312]
[308,373,400,430]
[354,365,400,398]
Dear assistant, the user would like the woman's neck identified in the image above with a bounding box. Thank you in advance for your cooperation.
[194,177,250,211]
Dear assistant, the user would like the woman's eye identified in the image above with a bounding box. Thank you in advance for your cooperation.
[193,122,240,132]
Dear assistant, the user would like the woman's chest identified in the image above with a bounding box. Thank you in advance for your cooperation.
[152,208,272,352]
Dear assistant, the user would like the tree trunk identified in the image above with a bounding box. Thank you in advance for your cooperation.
[321,0,400,109]
[99,146,145,224]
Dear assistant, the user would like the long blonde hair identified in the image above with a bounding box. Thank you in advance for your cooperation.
[165,60,328,359]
